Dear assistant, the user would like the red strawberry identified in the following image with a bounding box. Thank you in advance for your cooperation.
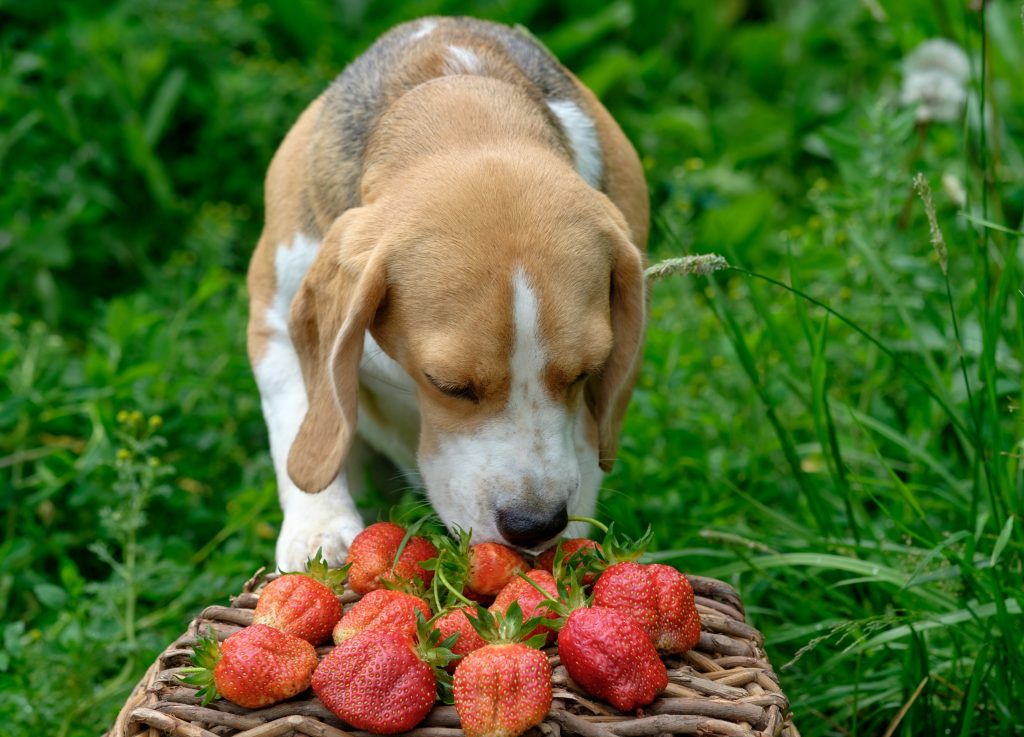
[558,607,667,712]
[535,538,602,584]
[253,552,346,644]
[178,624,317,708]
[346,522,438,594]
[490,570,561,643]
[313,618,456,734]
[593,562,700,653]
[453,603,553,737]
[454,644,551,737]
[333,589,431,644]
[433,606,487,670]
[466,542,527,598]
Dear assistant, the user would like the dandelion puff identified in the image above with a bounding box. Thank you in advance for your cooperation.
[645,254,730,282]
[900,39,970,124]
[912,172,948,276]
[941,171,967,208]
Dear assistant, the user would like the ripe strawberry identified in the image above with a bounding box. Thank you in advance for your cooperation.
[432,606,487,670]
[558,606,667,712]
[178,624,317,708]
[333,589,432,644]
[490,569,561,643]
[346,522,438,594]
[453,605,552,737]
[466,542,527,598]
[253,551,346,645]
[535,538,602,585]
[313,616,456,734]
[593,562,700,653]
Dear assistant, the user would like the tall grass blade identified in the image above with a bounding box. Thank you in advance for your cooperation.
[727,266,972,442]
[708,282,835,535]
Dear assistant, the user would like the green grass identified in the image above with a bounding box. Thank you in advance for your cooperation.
[1,0,1022,735]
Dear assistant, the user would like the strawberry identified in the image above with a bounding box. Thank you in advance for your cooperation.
[425,530,525,603]
[535,538,602,585]
[558,606,667,712]
[346,522,438,594]
[313,615,456,734]
[490,569,561,643]
[453,604,552,737]
[178,624,317,708]
[432,606,487,670]
[333,589,432,644]
[593,562,700,653]
[253,550,346,644]
[466,542,527,598]
[519,568,667,712]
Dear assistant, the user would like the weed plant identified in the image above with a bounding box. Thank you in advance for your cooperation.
[1,1,1021,735]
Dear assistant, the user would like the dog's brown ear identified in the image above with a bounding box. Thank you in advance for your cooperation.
[287,208,385,493]
[587,215,646,473]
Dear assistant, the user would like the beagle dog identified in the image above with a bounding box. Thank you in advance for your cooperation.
[246,16,649,571]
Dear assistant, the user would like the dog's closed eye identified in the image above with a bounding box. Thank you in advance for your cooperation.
[425,372,480,403]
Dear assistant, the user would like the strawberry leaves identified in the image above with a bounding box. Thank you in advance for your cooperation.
[176,627,221,705]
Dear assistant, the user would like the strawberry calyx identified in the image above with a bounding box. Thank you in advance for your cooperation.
[546,538,604,583]
[381,572,430,598]
[295,548,350,593]
[414,610,460,704]
[465,601,548,650]
[569,517,653,570]
[176,627,222,705]
[516,567,589,630]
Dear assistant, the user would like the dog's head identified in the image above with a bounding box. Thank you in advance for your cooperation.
[287,148,645,550]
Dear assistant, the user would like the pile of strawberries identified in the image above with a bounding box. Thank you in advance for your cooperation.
[180,520,701,737]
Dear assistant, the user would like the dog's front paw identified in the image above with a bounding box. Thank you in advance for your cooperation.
[275,502,364,572]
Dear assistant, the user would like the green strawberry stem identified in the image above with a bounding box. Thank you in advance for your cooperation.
[568,515,609,533]
[434,555,474,607]
[176,627,222,705]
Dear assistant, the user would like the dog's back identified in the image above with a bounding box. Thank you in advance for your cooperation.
[306,17,609,231]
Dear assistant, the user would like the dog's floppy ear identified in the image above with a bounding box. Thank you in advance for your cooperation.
[287,207,385,493]
[587,210,646,472]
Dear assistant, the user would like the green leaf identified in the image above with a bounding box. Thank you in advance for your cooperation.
[990,517,1014,568]
[143,67,187,146]
[33,582,67,609]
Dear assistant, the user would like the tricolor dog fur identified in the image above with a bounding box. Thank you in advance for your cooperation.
[247,17,649,571]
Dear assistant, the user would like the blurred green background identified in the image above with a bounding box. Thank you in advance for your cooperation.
[1,0,1022,734]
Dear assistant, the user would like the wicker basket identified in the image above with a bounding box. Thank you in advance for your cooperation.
[108,570,798,737]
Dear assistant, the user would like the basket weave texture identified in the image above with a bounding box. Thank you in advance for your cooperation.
[108,570,798,737]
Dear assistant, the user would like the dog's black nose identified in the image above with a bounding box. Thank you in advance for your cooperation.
[496,505,568,548]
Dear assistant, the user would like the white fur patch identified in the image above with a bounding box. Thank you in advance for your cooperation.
[254,234,365,571]
[410,19,436,40]
[268,232,319,334]
[358,331,420,473]
[547,99,603,189]
[444,45,485,75]
[418,269,599,551]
